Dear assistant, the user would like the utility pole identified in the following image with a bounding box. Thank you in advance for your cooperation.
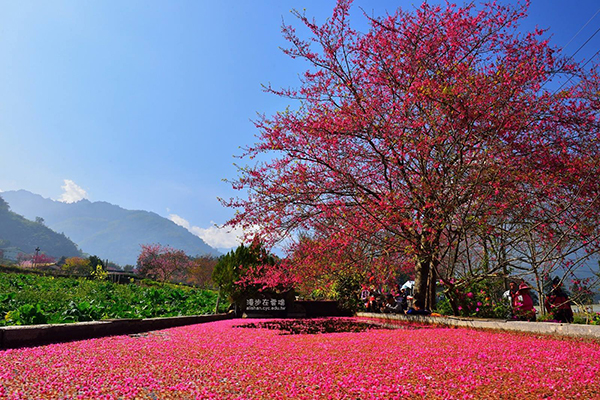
[34,246,40,269]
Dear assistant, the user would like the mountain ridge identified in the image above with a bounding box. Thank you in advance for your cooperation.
[1,190,219,265]
[0,195,82,260]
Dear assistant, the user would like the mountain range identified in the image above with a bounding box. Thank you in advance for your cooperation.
[0,195,82,260]
[1,190,219,266]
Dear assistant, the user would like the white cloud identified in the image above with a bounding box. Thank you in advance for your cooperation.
[58,179,88,203]
[169,214,192,230]
[168,214,248,250]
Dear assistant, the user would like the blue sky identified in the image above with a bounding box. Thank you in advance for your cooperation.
[2,1,600,252]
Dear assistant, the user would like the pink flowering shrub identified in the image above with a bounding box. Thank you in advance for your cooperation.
[438,278,510,318]
[1,318,599,399]
[16,253,56,268]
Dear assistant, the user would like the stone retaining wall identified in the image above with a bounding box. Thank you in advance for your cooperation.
[356,312,600,339]
[0,313,233,349]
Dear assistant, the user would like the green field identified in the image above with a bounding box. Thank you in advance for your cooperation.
[0,271,226,326]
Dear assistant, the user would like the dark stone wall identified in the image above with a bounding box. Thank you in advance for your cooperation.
[294,300,352,317]
[0,313,233,349]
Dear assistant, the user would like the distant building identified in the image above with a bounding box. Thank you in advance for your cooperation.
[1,247,19,261]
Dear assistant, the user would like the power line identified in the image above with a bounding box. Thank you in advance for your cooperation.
[565,24,600,61]
[552,46,600,96]
[543,8,600,92]
[562,7,600,52]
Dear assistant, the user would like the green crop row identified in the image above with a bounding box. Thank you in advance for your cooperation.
[0,272,228,326]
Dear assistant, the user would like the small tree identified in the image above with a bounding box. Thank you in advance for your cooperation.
[122,264,135,272]
[212,243,273,303]
[186,255,218,288]
[212,242,295,313]
[32,253,55,266]
[62,257,92,276]
[17,252,32,267]
[136,244,191,283]
[88,255,105,270]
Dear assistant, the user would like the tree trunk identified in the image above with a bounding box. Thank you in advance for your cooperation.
[215,288,221,314]
[426,266,437,311]
[448,293,460,316]
[413,256,430,308]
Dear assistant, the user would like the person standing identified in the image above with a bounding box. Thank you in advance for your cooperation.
[503,281,519,318]
[545,277,574,323]
[513,283,536,321]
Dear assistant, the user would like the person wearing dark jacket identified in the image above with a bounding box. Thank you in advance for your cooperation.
[382,294,403,314]
[395,288,409,313]
[406,299,431,316]
[545,277,574,323]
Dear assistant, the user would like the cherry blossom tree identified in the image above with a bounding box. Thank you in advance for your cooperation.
[136,244,191,283]
[17,252,56,268]
[224,0,600,308]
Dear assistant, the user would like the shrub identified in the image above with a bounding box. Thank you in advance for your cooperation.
[437,278,510,319]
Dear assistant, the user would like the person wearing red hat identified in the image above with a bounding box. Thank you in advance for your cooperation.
[513,283,536,321]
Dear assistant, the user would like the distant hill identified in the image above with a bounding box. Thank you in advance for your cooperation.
[0,195,82,260]
[2,190,220,266]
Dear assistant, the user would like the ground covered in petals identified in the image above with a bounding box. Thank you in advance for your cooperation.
[1,317,599,399]
[234,318,417,334]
